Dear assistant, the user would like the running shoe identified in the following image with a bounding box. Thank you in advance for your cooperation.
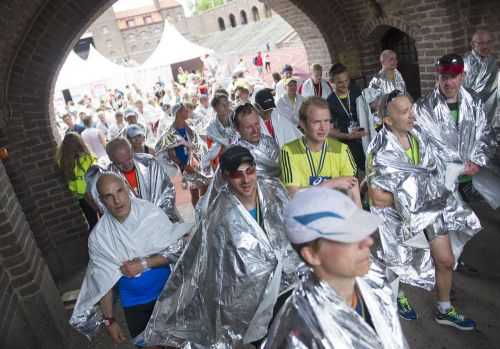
[397,295,417,320]
[435,307,476,331]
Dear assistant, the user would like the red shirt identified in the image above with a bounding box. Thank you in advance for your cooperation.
[264,119,275,139]
[123,168,139,193]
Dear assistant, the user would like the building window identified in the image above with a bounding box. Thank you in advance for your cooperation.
[141,31,148,39]
[229,14,236,28]
[218,17,226,31]
[240,10,248,25]
[264,3,272,18]
[154,26,161,34]
[102,26,109,35]
[144,42,151,49]
[126,19,136,27]
[128,33,135,42]
[144,15,153,24]
[109,50,116,56]
[131,45,137,52]
[106,39,113,48]
[252,7,260,21]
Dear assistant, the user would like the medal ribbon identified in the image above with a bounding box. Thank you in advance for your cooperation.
[303,138,328,177]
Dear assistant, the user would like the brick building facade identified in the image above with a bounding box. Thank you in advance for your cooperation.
[89,0,273,64]
[0,0,499,347]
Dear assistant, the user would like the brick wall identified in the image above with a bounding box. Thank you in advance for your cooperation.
[0,161,71,348]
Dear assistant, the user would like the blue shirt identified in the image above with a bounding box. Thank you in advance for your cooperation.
[117,265,171,308]
[174,128,189,168]
[248,208,257,221]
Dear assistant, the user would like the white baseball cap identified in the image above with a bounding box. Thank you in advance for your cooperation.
[285,188,381,244]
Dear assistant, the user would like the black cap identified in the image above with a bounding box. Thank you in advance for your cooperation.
[220,146,255,173]
[254,88,276,111]
[436,54,464,75]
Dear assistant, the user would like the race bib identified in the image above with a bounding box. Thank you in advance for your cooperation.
[309,176,332,186]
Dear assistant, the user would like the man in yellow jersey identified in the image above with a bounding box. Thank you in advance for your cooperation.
[280,96,361,205]
[368,91,478,330]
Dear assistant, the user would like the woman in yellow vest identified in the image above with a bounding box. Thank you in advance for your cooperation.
[57,132,98,230]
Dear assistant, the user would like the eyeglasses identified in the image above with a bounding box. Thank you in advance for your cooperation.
[228,165,256,179]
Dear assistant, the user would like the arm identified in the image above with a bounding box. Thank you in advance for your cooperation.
[120,254,169,277]
[99,289,126,345]
[98,130,107,146]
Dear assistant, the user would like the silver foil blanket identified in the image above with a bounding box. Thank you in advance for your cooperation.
[463,50,498,124]
[413,86,494,167]
[264,259,408,349]
[155,124,213,187]
[367,126,445,289]
[236,134,281,178]
[144,177,301,348]
[368,69,407,97]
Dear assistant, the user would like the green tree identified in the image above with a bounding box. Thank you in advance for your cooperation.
[196,0,225,13]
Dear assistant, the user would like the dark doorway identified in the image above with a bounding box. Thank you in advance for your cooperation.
[381,27,421,98]
[218,17,226,31]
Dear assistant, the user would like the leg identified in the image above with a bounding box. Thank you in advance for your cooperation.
[429,235,454,302]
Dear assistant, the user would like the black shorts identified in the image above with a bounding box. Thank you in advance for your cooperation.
[123,300,156,339]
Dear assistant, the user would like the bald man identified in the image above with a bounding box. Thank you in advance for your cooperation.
[369,50,407,97]
[71,173,192,348]
[464,29,498,125]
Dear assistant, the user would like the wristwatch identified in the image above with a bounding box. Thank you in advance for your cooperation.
[140,257,149,271]
[103,317,116,327]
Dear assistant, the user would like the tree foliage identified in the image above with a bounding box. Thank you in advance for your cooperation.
[196,0,225,13]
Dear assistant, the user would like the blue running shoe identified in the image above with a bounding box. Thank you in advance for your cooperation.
[435,307,476,331]
[397,295,417,320]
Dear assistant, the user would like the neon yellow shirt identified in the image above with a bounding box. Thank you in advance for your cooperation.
[67,153,96,199]
[280,137,356,188]
[404,134,420,165]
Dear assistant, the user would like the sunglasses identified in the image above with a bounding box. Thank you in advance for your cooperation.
[228,165,256,179]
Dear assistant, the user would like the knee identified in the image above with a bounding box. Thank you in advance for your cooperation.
[435,254,455,271]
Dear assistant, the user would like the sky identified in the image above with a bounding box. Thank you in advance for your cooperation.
[113,0,196,16]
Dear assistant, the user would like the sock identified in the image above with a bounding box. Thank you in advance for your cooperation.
[437,301,452,314]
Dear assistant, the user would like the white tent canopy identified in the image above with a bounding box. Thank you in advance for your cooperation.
[142,21,214,68]
[55,50,92,90]
[86,45,131,84]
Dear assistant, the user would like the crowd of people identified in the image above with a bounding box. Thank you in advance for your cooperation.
[61,29,499,349]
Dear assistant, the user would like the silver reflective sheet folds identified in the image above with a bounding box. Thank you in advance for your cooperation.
[155,124,213,187]
[367,126,447,290]
[414,87,485,258]
[237,134,281,178]
[264,259,408,349]
[463,50,498,124]
[144,177,301,348]
[414,86,493,166]
[368,69,407,97]
[86,153,179,222]
[206,115,237,147]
